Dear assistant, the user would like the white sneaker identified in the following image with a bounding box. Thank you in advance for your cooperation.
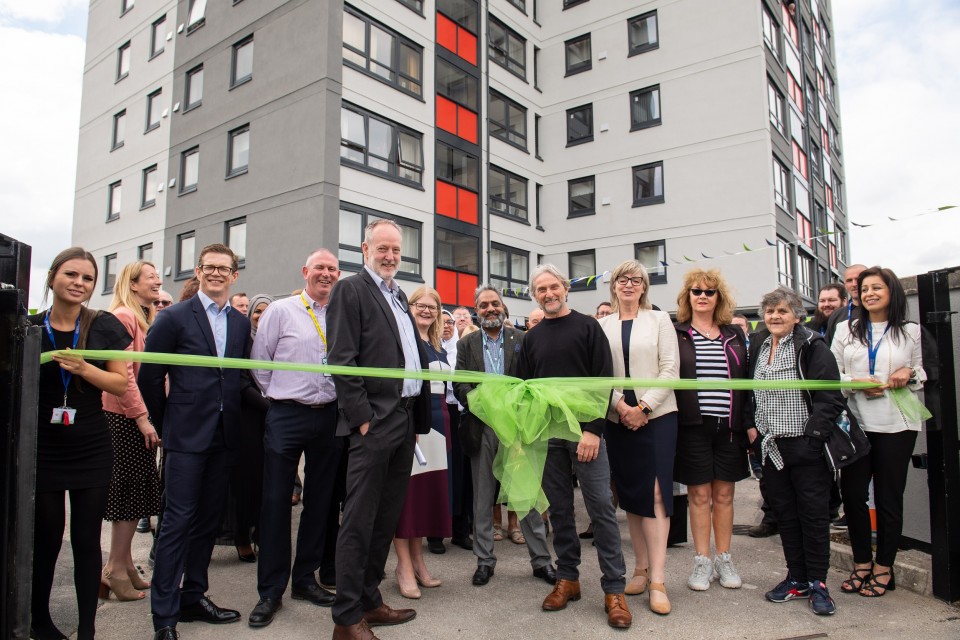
[713,552,743,589]
[687,554,714,591]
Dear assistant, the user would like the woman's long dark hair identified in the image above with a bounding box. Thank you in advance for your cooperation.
[851,266,908,345]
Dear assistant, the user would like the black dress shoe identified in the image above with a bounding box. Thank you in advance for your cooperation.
[236,547,257,563]
[427,538,446,554]
[291,581,336,606]
[179,596,241,624]
[248,598,282,628]
[747,522,779,538]
[533,563,558,585]
[153,627,179,640]
[29,623,67,640]
[472,565,494,586]
[137,517,152,533]
[450,536,473,550]
[578,523,594,539]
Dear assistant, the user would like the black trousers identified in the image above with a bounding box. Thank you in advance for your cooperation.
[840,429,917,567]
[258,402,343,598]
[763,436,832,583]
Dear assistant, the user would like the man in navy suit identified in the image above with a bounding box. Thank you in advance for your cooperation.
[327,220,431,640]
[139,243,251,640]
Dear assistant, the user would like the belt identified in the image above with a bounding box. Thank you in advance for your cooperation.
[703,415,731,427]
[274,398,333,410]
[399,396,418,409]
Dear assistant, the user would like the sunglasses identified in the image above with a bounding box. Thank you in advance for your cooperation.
[690,288,717,297]
[153,300,172,308]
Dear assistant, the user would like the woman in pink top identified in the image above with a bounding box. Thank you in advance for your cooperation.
[100,261,163,601]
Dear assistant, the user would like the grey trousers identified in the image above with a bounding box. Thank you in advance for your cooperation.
[541,437,626,594]
[470,424,551,570]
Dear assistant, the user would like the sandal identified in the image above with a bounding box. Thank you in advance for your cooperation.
[509,529,526,545]
[860,570,896,597]
[840,566,872,593]
[493,526,504,542]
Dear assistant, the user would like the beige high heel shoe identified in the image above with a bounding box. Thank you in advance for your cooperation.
[648,582,671,615]
[414,569,441,588]
[99,568,145,601]
[395,568,421,599]
[625,567,648,595]
[127,566,151,590]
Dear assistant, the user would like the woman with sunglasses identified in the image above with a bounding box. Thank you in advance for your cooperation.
[673,269,750,593]
[392,287,452,598]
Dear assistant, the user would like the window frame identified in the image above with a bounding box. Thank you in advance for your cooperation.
[488,165,529,223]
[338,203,423,281]
[111,109,126,150]
[184,65,203,111]
[186,0,206,34]
[635,239,667,285]
[489,242,530,298]
[488,90,527,150]
[564,33,592,76]
[436,227,481,276]
[567,176,595,218]
[566,104,593,147]
[140,164,158,209]
[563,0,589,9]
[436,141,480,192]
[145,88,162,133]
[149,15,166,59]
[632,161,665,207]
[627,10,658,56]
[227,124,250,178]
[116,41,131,82]
[507,0,526,13]
[777,237,794,288]
[488,15,526,80]
[342,6,424,99]
[179,146,200,195]
[103,254,118,294]
[175,231,196,279]
[138,243,153,262]
[630,84,661,131]
[225,217,247,268]
[121,0,134,16]
[340,102,425,188]
[773,156,790,211]
[395,0,424,14]
[106,181,122,222]
[762,6,780,58]
[568,249,597,291]
[230,35,254,89]
[767,79,786,137]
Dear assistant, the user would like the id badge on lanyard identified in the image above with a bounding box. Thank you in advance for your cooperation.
[44,313,80,425]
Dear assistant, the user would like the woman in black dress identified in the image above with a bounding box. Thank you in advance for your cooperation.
[30,248,131,640]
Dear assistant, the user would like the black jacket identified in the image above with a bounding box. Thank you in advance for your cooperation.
[743,324,845,440]
[674,322,748,431]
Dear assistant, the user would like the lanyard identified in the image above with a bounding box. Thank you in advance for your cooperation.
[846,300,854,321]
[300,293,328,350]
[483,330,503,375]
[43,312,80,406]
[867,323,890,376]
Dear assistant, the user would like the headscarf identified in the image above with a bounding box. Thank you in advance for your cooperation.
[247,293,276,339]
[441,309,461,407]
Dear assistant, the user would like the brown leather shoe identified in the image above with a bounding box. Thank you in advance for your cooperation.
[542,579,581,611]
[604,593,632,629]
[362,603,417,627]
[331,620,378,640]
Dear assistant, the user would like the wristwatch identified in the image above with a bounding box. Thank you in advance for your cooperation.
[640,403,652,416]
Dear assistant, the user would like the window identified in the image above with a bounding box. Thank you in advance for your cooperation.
[490,243,529,295]
[489,90,526,149]
[776,237,793,288]
[111,110,126,150]
[832,173,843,210]
[564,0,589,8]
[187,0,206,32]
[438,0,479,32]
[762,7,779,57]
[787,72,803,112]
[121,0,134,15]
[231,36,254,88]
[507,0,526,11]
[568,176,595,217]
[796,211,813,247]
[824,70,835,104]
[767,79,785,136]
[141,165,158,208]
[801,21,813,59]
[145,89,162,132]
[437,0,479,64]
[343,7,423,97]
[117,41,131,81]
[564,34,591,76]
[792,141,808,180]
[396,0,423,12]
[103,254,117,294]
[566,104,593,146]
[436,142,479,191]
[150,16,166,58]
[630,85,661,130]
[635,240,667,285]
[107,181,121,221]
[568,250,596,290]
[828,119,841,156]
[226,218,247,267]
[772,157,789,210]
[488,166,527,221]
[533,46,540,89]
[176,232,196,278]
[227,125,250,177]
[797,251,814,298]
[184,65,203,110]
[782,1,799,48]
[339,204,422,278]
[814,203,826,246]
[628,10,658,56]
[534,114,541,158]
[180,147,199,194]
[436,59,478,110]
[488,16,526,78]
[809,140,821,181]
[340,103,424,186]
[436,228,479,274]
[804,78,816,118]
[632,161,664,206]
[138,243,153,262]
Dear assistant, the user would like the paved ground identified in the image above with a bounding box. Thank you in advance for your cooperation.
[47,476,960,640]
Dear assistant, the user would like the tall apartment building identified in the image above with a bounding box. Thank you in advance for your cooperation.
[73,0,849,317]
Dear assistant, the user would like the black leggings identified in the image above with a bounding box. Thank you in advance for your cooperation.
[32,486,110,640]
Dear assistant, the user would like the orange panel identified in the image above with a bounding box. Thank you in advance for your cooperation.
[436,180,458,218]
[458,107,478,144]
[458,188,478,225]
[436,96,457,134]
[458,273,478,307]
[458,29,477,66]
[437,14,457,54]
[436,268,457,305]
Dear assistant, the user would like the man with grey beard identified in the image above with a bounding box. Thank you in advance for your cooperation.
[454,285,557,587]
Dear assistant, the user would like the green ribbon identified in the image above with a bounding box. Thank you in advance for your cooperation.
[43,350,931,513]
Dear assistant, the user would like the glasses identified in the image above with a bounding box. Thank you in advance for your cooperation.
[616,276,645,287]
[198,264,235,277]
[443,319,455,326]
[413,302,438,313]
[690,288,717,297]
[153,300,172,308]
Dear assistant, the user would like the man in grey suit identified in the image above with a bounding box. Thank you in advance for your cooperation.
[327,219,431,640]
[454,285,557,587]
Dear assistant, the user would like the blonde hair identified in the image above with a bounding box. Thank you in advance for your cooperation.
[109,261,157,332]
[460,324,480,337]
[408,286,443,350]
[675,268,735,325]
[608,260,652,312]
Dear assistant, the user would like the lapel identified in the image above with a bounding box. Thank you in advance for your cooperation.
[360,269,402,348]
[503,327,519,374]
[190,294,218,356]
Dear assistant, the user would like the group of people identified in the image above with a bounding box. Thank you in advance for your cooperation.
[31,222,928,639]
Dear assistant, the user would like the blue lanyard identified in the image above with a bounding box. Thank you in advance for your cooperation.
[846,300,854,321]
[867,323,890,376]
[43,312,81,405]
[483,330,503,375]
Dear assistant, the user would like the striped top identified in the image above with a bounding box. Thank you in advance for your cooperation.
[692,330,731,417]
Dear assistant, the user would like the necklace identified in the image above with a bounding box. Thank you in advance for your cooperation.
[692,324,717,339]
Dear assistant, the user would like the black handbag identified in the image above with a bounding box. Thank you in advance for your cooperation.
[823,408,870,477]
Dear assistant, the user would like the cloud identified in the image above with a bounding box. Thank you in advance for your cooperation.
[0,0,85,24]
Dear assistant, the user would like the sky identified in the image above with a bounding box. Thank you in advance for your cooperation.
[1,0,958,309]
